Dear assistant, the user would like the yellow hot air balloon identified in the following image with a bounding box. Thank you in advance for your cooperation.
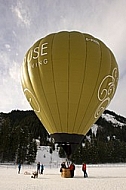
[21,31,119,157]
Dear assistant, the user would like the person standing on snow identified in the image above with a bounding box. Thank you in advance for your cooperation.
[82,163,88,178]
[40,164,44,174]
[69,162,75,178]
[37,162,40,174]
[18,163,21,174]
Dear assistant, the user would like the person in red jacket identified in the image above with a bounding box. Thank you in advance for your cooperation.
[82,163,88,178]
[69,162,75,178]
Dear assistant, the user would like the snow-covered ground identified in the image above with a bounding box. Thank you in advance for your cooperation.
[1,146,126,189]
[0,163,126,190]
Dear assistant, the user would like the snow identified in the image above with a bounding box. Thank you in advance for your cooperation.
[91,124,98,136]
[1,145,126,189]
[35,146,65,167]
[102,113,125,127]
[0,164,126,190]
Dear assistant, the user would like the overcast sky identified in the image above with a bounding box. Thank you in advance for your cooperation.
[0,0,126,117]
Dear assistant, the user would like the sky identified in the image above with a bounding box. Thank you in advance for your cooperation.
[0,0,126,117]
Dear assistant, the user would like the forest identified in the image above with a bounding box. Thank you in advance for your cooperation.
[0,110,126,164]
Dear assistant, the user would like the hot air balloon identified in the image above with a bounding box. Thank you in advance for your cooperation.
[21,31,119,158]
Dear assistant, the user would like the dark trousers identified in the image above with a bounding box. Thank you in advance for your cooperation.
[84,170,88,178]
[70,170,74,178]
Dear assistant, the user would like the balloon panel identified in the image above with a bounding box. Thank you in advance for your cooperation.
[21,31,119,139]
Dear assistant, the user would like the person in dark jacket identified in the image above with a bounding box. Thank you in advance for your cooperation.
[60,162,66,172]
[40,164,44,174]
[37,162,40,174]
[18,163,21,174]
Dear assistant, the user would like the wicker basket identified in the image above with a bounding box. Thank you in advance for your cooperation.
[61,168,71,178]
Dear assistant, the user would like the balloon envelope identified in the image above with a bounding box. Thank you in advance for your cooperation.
[21,31,119,157]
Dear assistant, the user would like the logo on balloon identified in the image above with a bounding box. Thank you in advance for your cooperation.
[26,42,48,68]
[86,37,99,45]
[94,67,118,118]
[24,88,40,113]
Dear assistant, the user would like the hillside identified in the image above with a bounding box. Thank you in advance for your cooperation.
[0,109,126,164]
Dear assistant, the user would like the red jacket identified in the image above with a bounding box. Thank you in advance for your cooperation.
[82,163,86,171]
[69,164,75,171]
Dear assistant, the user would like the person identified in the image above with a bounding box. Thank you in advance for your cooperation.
[82,163,88,178]
[18,163,21,174]
[40,164,44,174]
[37,162,40,174]
[69,162,75,178]
[60,162,66,172]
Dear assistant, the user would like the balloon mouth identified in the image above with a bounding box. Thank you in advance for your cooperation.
[50,133,84,158]
[50,133,84,143]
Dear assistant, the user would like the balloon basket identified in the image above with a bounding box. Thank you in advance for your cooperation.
[61,168,71,178]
